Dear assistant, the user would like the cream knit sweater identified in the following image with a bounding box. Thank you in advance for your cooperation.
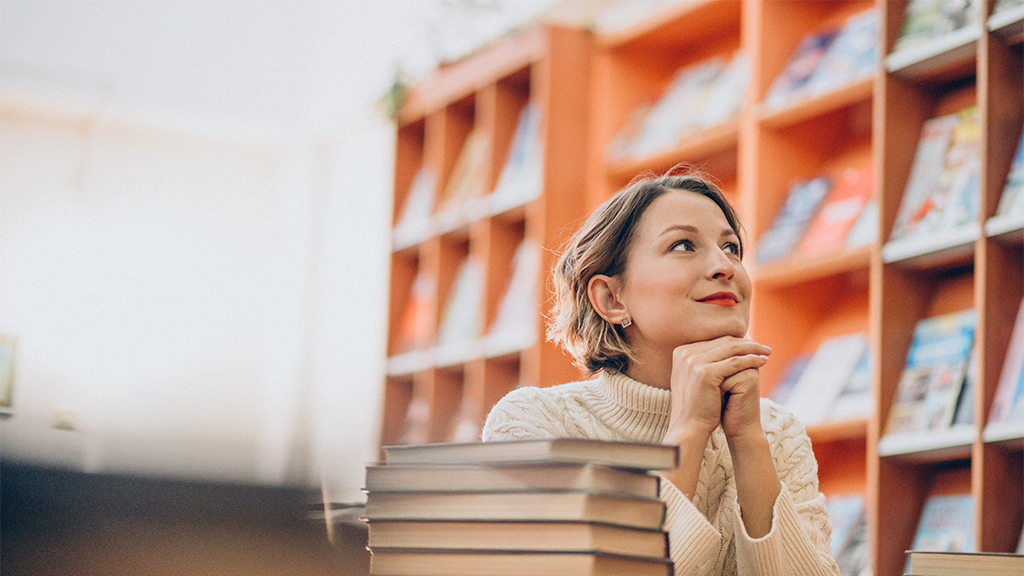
[482,370,841,576]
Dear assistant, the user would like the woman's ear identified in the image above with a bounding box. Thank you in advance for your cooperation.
[587,274,628,325]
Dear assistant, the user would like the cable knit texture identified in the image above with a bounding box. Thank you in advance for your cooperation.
[482,371,841,576]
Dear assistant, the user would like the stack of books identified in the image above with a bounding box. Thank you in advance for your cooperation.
[363,438,679,576]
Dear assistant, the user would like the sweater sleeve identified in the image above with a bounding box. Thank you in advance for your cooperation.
[731,400,840,576]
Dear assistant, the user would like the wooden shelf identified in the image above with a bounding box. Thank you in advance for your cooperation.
[886,26,980,83]
[753,245,872,288]
[989,4,1024,45]
[758,76,874,130]
[806,418,869,444]
[877,425,976,462]
[606,120,740,183]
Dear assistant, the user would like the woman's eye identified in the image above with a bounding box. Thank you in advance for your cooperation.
[723,242,741,256]
[671,239,695,252]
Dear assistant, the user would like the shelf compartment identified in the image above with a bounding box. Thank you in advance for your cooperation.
[606,119,740,183]
[881,222,979,268]
[753,245,871,289]
[599,0,742,55]
[886,26,980,83]
[806,417,869,444]
[877,424,976,462]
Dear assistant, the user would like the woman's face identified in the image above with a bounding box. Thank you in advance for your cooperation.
[616,190,752,350]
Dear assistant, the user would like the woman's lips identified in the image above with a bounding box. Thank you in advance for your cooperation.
[698,292,739,307]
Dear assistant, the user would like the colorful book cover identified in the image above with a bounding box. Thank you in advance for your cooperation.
[764,27,839,110]
[936,106,981,231]
[995,129,1024,218]
[893,0,947,53]
[804,9,879,96]
[784,333,869,427]
[795,164,874,258]
[910,494,975,554]
[889,112,960,242]
[934,0,979,36]
[756,176,832,263]
[883,309,977,436]
[989,299,1024,423]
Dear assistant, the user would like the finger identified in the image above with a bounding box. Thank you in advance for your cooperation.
[717,359,767,392]
[677,337,772,364]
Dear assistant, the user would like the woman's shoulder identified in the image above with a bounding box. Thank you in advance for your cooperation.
[482,379,600,441]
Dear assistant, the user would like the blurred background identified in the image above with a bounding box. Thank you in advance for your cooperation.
[0,0,620,573]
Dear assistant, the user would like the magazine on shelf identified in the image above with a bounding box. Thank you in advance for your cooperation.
[995,129,1024,219]
[882,309,976,438]
[995,0,1024,13]
[909,494,975,556]
[755,176,833,264]
[694,50,749,129]
[803,9,880,97]
[988,299,1024,425]
[487,239,540,353]
[392,166,437,248]
[435,128,490,228]
[950,346,977,426]
[888,110,961,243]
[825,493,866,559]
[794,164,874,258]
[893,0,979,54]
[845,197,879,249]
[835,508,869,576]
[436,257,485,350]
[763,27,838,110]
[782,333,869,427]
[827,347,873,423]
[768,354,812,407]
[935,106,981,231]
[490,103,543,213]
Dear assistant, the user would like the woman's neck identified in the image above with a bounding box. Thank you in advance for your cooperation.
[623,345,673,390]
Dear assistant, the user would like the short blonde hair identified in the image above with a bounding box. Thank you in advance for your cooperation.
[547,169,744,375]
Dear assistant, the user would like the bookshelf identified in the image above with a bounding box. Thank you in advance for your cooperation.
[382,26,592,449]
[382,1,1024,574]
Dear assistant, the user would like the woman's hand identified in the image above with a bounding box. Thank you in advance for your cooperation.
[663,336,771,444]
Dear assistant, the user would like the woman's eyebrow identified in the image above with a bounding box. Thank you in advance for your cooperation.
[658,224,698,237]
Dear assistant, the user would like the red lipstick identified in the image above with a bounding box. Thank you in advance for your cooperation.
[698,292,738,307]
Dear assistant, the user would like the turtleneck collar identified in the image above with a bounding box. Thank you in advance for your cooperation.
[590,370,673,443]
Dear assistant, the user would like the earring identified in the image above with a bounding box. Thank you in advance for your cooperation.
[620,315,632,328]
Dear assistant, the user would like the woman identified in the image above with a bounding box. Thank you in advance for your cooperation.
[482,171,840,575]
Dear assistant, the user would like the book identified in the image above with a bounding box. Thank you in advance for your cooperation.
[490,103,543,213]
[383,438,680,471]
[763,27,839,110]
[995,129,1024,219]
[825,493,866,559]
[755,176,833,264]
[950,346,977,426]
[888,111,961,242]
[364,490,666,530]
[368,549,672,576]
[845,196,879,249]
[827,347,873,423]
[989,299,1024,424]
[883,309,976,437]
[935,106,981,231]
[367,520,667,559]
[906,550,1024,576]
[394,270,435,355]
[436,128,490,227]
[694,50,749,129]
[437,257,485,348]
[995,0,1024,12]
[364,461,660,499]
[934,0,980,36]
[909,494,975,555]
[782,333,869,427]
[768,354,812,407]
[487,239,540,352]
[835,507,869,576]
[392,166,437,248]
[893,0,978,53]
[794,164,874,258]
[803,9,880,97]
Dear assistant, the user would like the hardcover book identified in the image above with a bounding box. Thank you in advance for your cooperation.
[906,550,1024,576]
[369,549,672,576]
[883,309,977,437]
[755,176,833,264]
[794,164,874,258]
[383,437,679,471]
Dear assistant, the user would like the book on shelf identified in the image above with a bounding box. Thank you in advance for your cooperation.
[489,103,543,214]
[988,299,1024,426]
[908,493,975,559]
[803,9,880,98]
[435,128,490,228]
[845,196,879,249]
[368,549,672,576]
[367,521,668,559]
[382,437,680,471]
[827,346,873,423]
[780,333,869,427]
[394,270,435,356]
[755,176,833,264]
[364,489,665,529]
[949,346,977,427]
[825,493,866,559]
[882,309,976,440]
[835,505,869,576]
[487,239,540,352]
[995,0,1024,13]
[392,166,437,248]
[888,107,975,245]
[893,0,980,54]
[609,50,748,161]
[905,550,1024,576]
[768,353,812,407]
[763,27,838,111]
[995,129,1024,220]
[364,461,660,499]
[794,163,874,258]
[437,257,485,349]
